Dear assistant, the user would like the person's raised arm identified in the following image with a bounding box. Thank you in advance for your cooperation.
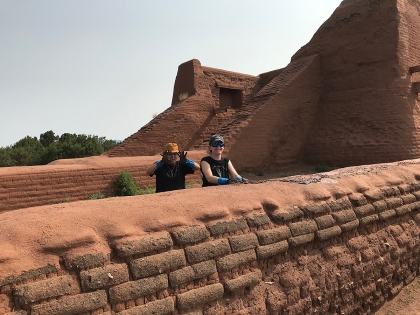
[146,151,170,176]
[178,151,200,171]
[201,160,229,185]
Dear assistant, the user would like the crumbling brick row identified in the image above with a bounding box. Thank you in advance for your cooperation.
[359,214,379,226]
[401,194,417,205]
[185,239,231,264]
[379,210,396,221]
[14,275,72,306]
[301,202,330,216]
[246,213,271,227]
[349,193,368,206]
[216,249,256,273]
[207,218,248,236]
[169,260,217,287]
[381,187,401,198]
[256,240,288,259]
[130,249,186,279]
[340,219,359,232]
[332,209,357,224]
[31,290,107,315]
[109,274,168,304]
[396,205,411,216]
[270,207,303,224]
[327,198,352,211]
[228,233,259,252]
[114,232,173,257]
[80,263,129,291]
[172,226,209,246]
[117,297,174,315]
[224,270,262,293]
[256,226,291,245]
[176,283,224,311]
[0,264,57,287]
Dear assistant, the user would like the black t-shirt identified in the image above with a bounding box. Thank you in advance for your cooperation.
[151,162,194,193]
[200,156,230,187]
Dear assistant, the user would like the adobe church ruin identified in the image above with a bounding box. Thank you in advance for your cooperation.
[105,0,420,172]
[3,1,420,315]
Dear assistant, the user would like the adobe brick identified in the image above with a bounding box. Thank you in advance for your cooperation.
[413,191,420,201]
[246,213,271,227]
[331,209,357,224]
[364,189,384,201]
[354,204,375,217]
[224,270,262,293]
[169,260,217,287]
[14,275,72,306]
[398,184,412,194]
[0,264,57,287]
[410,201,420,211]
[340,219,359,232]
[130,249,186,279]
[228,233,258,252]
[177,283,224,311]
[396,205,411,216]
[379,209,396,221]
[348,193,368,206]
[382,187,401,197]
[80,263,129,291]
[172,226,209,245]
[373,200,387,212]
[114,232,173,257]
[328,198,351,211]
[288,220,318,236]
[109,274,168,304]
[31,290,107,315]
[385,197,403,209]
[117,297,174,315]
[216,249,256,273]
[256,226,291,245]
[207,218,248,236]
[185,239,231,264]
[256,240,288,259]
[64,253,105,270]
[359,214,379,226]
[302,203,330,216]
[316,226,342,241]
[271,207,303,223]
[401,194,417,205]
[288,233,314,247]
[315,215,336,229]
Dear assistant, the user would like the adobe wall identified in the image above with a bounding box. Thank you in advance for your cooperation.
[295,0,420,166]
[3,160,420,314]
[0,154,203,213]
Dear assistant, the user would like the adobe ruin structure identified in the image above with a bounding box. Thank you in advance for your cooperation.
[3,0,420,314]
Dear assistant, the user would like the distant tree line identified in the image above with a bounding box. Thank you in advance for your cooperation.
[0,130,118,167]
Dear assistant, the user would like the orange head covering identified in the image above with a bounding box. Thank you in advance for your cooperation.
[164,143,179,153]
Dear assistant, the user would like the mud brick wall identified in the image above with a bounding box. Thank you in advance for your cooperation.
[4,180,420,314]
[0,158,202,213]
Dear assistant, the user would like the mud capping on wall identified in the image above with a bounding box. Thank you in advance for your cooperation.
[3,182,420,314]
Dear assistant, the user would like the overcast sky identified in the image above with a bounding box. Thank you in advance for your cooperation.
[0,0,341,148]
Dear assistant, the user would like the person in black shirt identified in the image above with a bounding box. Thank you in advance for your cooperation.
[200,134,246,187]
[146,143,200,193]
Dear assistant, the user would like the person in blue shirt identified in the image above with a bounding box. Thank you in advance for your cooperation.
[146,143,200,192]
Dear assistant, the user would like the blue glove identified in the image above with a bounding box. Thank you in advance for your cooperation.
[236,176,242,181]
[218,177,229,185]
[185,159,195,168]
[155,160,163,168]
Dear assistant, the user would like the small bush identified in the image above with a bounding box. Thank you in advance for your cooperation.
[115,170,140,196]
[139,186,155,195]
[89,192,107,200]
[313,164,331,173]
[256,169,264,176]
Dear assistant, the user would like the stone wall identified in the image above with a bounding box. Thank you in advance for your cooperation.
[3,162,420,314]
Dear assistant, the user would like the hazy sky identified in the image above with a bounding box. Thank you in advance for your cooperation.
[0,0,341,148]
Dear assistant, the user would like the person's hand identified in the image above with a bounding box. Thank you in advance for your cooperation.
[161,150,171,165]
[178,151,187,164]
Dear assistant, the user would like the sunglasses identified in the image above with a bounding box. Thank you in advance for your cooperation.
[211,142,225,147]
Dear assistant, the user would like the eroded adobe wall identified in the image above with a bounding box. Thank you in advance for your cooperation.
[295,0,420,166]
[3,161,420,314]
[0,155,202,213]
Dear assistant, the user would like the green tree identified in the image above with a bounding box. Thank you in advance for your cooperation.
[40,130,58,147]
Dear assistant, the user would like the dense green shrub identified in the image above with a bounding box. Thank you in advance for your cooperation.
[115,170,140,196]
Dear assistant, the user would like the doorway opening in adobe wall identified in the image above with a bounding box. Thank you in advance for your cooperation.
[219,88,243,109]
